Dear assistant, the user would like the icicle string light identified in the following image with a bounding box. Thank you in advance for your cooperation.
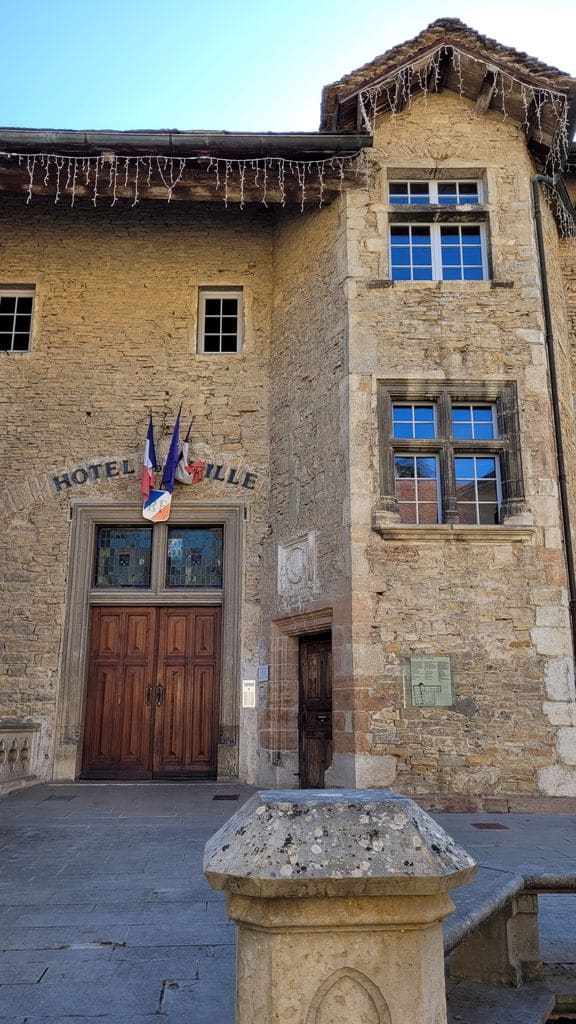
[356,44,571,171]
[542,181,576,239]
[1,151,361,210]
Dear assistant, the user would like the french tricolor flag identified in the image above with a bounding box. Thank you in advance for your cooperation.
[140,416,157,500]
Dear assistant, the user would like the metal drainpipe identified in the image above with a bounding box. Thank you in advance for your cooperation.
[531,174,576,658]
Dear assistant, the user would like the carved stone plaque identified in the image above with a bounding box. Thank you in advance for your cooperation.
[278,532,316,601]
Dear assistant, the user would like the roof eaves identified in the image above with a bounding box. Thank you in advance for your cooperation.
[0,128,373,160]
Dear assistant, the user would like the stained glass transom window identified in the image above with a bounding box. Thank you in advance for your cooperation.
[95,527,152,588]
[166,527,224,588]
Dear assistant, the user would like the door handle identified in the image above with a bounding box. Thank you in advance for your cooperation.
[145,685,152,708]
[156,683,164,707]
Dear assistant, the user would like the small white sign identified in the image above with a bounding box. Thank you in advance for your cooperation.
[242,679,256,709]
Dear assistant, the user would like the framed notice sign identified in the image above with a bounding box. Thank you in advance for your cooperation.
[403,656,454,708]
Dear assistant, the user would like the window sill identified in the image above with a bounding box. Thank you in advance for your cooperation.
[389,280,493,292]
[371,517,536,544]
[367,280,514,291]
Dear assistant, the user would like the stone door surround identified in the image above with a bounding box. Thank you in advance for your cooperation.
[54,501,242,781]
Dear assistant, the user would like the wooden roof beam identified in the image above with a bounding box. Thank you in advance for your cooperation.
[475,71,496,114]
[524,94,545,144]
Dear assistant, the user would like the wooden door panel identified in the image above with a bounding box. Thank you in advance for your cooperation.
[301,735,327,789]
[299,634,333,789]
[84,664,121,767]
[164,613,188,658]
[154,607,221,778]
[82,607,156,779]
[195,614,216,657]
[125,612,154,658]
[93,611,123,659]
[155,664,186,768]
[190,666,216,764]
[118,664,153,767]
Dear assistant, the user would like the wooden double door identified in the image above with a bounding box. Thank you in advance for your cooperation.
[82,606,221,780]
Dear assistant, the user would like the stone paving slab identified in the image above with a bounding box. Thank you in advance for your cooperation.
[0,783,250,1024]
[446,978,555,1024]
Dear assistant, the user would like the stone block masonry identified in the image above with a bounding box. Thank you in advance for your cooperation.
[343,91,576,797]
[0,198,274,782]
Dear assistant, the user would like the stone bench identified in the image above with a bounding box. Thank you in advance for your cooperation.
[445,866,576,1022]
[446,865,576,982]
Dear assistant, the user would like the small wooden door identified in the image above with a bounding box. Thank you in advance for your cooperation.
[298,633,332,788]
[82,606,221,780]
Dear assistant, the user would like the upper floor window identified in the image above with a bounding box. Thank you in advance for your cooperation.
[378,383,525,526]
[389,181,482,205]
[198,288,243,354]
[0,286,35,352]
[388,179,487,282]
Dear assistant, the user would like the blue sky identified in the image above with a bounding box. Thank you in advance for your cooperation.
[1,0,574,131]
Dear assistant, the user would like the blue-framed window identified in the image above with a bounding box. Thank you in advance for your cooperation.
[388,178,487,282]
[392,403,436,439]
[386,398,506,525]
[390,223,487,281]
[388,180,481,205]
[451,405,497,440]
[455,455,501,525]
[394,454,440,524]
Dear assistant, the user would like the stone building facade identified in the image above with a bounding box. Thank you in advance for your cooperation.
[1,20,576,804]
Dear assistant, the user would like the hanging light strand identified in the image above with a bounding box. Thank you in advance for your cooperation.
[356,44,570,171]
[0,151,362,210]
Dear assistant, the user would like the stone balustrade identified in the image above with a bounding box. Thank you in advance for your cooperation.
[0,721,41,795]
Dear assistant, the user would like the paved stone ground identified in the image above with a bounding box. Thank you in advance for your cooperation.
[0,782,256,1024]
[0,783,575,1023]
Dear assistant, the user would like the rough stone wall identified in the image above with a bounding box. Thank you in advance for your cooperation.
[345,91,576,796]
[259,200,352,785]
[0,196,273,782]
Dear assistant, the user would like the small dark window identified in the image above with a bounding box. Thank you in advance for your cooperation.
[0,290,34,352]
[198,289,242,353]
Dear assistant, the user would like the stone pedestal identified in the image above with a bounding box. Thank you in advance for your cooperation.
[204,789,476,1024]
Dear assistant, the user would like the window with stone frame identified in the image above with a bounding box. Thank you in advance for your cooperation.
[197,288,243,354]
[376,382,525,525]
[0,286,35,352]
[387,177,489,282]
